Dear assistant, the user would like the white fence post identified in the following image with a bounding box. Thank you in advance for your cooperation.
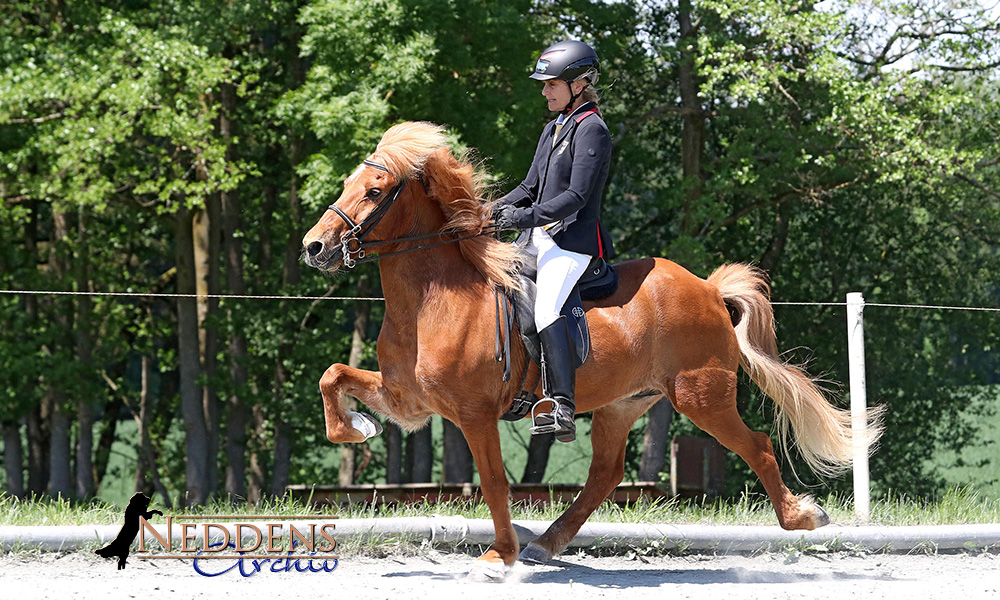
[846,292,870,521]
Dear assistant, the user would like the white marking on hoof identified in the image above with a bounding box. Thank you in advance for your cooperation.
[348,412,382,440]
[518,543,551,565]
[466,560,506,582]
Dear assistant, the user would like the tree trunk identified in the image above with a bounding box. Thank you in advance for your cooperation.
[134,353,170,505]
[639,397,674,481]
[93,397,119,487]
[407,426,433,483]
[339,276,371,485]
[678,0,706,237]
[442,420,473,484]
[270,414,292,498]
[75,208,96,498]
[47,205,72,498]
[48,390,72,497]
[24,201,48,495]
[194,195,222,498]
[152,319,178,510]
[219,81,250,501]
[521,432,554,483]
[26,405,48,495]
[2,421,24,497]
[247,403,269,504]
[385,423,403,484]
[176,203,209,507]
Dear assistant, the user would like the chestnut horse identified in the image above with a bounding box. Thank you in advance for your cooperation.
[302,122,881,581]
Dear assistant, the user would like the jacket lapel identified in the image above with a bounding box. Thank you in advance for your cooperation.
[540,102,597,190]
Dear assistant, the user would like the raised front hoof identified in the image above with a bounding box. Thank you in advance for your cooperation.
[348,411,383,440]
[518,543,552,565]
[466,559,506,583]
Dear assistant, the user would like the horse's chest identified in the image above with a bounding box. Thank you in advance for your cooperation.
[377,328,449,396]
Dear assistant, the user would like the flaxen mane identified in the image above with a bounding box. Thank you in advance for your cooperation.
[373,122,523,291]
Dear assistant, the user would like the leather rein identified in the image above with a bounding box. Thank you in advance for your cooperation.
[325,158,500,268]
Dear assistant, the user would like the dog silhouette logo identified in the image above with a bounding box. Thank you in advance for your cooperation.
[95,492,162,570]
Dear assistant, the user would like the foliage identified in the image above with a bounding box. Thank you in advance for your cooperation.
[0,0,998,503]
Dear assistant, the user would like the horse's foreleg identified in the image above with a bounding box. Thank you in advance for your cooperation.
[521,399,654,564]
[320,364,389,443]
[462,421,518,582]
[674,367,829,531]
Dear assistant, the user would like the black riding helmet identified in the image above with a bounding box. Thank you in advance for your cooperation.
[530,40,600,114]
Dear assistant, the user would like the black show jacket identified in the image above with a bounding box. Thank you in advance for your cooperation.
[498,102,615,259]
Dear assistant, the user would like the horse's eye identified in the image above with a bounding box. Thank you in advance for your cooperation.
[366,187,382,199]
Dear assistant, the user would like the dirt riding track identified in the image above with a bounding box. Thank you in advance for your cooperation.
[2,550,997,599]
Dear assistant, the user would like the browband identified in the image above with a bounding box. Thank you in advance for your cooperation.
[363,158,389,172]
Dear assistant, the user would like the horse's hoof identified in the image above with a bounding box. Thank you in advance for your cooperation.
[466,560,506,582]
[518,543,551,565]
[348,412,382,440]
[814,504,831,528]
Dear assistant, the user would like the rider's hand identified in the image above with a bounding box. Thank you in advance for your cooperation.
[494,205,523,230]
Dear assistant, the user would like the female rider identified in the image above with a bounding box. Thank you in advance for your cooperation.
[494,40,615,443]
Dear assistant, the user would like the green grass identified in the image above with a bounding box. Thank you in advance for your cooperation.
[4,485,1000,527]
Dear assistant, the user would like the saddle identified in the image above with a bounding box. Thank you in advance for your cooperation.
[497,255,618,421]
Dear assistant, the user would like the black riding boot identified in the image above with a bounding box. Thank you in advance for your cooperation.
[529,316,576,442]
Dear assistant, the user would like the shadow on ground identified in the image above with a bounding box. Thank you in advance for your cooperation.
[383,558,902,587]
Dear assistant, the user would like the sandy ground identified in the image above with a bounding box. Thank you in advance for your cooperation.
[1,550,998,599]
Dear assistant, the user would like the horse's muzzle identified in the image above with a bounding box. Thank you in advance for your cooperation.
[303,239,343,271]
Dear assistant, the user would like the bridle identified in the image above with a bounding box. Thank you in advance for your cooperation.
[324,157,500,268]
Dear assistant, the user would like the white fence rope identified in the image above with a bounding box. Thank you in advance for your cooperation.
[774,300,1000,312]
[0,289,997,311]
[0,289,385,302]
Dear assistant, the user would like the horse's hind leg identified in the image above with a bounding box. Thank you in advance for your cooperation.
[520,397,657,564]
[674,367,829,531]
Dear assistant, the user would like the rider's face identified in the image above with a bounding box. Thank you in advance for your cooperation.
[541,79,584,112]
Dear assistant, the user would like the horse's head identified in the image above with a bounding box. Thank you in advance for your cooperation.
[301,121,522,290]
[302,160,403,271]
[302,123,451,272]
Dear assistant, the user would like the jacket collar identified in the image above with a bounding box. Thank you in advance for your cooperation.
[550,101,598,149]
[553,101,597,126]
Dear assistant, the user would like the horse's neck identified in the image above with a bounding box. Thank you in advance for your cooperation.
[377,243,489,330]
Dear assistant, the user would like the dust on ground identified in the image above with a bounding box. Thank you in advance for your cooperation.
[1,549,998,599]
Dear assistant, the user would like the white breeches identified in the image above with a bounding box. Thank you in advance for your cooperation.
[526,227,591,331]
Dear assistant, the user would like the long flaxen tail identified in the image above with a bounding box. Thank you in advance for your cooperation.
[707,263,883,477]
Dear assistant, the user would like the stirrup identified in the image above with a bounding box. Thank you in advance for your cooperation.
[529,399,556,432]
[528,399,576,442]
